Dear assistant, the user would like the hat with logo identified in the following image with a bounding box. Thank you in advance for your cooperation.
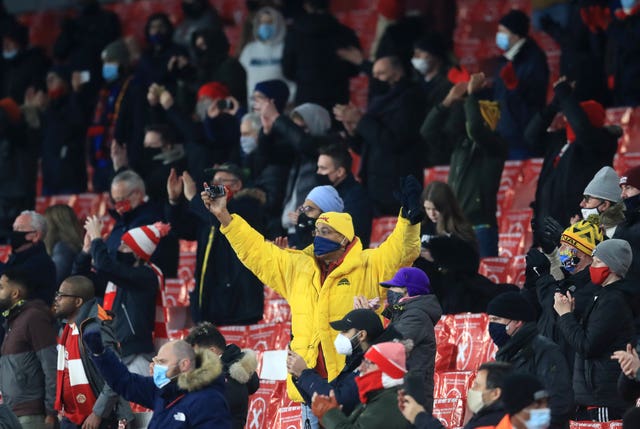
[561,218,604,256]
[315,212,354,241]
[620,166,640,190]
[380,267,431,296]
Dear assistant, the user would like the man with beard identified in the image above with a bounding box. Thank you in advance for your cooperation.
[0,268,57,429]
[53,276,132,429]
[72,218,170,376]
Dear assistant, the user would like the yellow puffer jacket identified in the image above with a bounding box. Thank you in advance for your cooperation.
[220,214,420,401]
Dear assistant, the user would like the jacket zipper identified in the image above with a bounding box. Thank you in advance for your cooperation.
[121,303,136,335]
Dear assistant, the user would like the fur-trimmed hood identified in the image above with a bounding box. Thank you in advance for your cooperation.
[222,345,258,385]
[177,348,223,392]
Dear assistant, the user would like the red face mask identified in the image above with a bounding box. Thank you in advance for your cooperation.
[47,87,67,100]
[590,265,611,285]
[114,199,132,215]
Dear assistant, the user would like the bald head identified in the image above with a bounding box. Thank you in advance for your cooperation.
[373,56,404,86]
[63,276,95,301]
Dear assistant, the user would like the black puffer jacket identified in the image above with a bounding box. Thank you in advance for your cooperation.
[384,294,442,413]
[220,345,259,429]
[282,12,360,110]
[613,210,640,282]
[557,279,636,415]
[495,322,573,429]
[413,400,506,429]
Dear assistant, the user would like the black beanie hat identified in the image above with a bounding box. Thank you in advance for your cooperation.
[414,33,447,62]
[486,291,535,322]
[499,9,530,38]
[502,372,548,415]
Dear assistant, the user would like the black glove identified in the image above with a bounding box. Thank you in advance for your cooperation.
[540,216,564,254]
[526,248,551,278]
[397,175,424,225]
[83,327,105,355]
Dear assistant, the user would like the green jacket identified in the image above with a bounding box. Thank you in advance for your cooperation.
[423,94,507,227]
[321,386,411,429]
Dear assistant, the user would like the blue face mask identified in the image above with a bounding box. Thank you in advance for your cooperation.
[624,193,640,212]
[387,290,405,306]
[257,23,276,41]
[313,236,343,256]
[559,251,579,273]
[153,364,173,388]
[496,32,510,51]
[102,63,119,82]
[2,50,17,60]
[488,322,511,348]
[621,0,637,10]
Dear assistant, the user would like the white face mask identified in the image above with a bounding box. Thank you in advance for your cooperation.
[466,389,485,414]
[581,207,600,220]
[196,99,212,121]
[334,333,353,355]
[240,135,257,154]
[411,57,429,75]
[523,408,551,429]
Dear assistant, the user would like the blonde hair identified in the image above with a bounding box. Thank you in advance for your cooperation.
[43,205,83,255]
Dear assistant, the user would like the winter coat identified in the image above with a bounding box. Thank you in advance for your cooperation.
[106,200,178,278]
[423,95,507,227]
[420,96,466,167]
[92,348,232,428]
[51,241,80,287]
[606,10,640,106]
[495,322,573,429]
[165,191,265,325]
[39,94,88,195]
[335,174,373,248]
[533,268,598,371]
[220,345,259,429]
[282,12,361,110]
[414,235,518,314]
[64,299,133,422]
[617,343,640,403]
[384,295,442,413]
[0,405,19,429]
[352,78,427,214]
[219,214,420,401]
[321,386,411,429]
[0,47,50,104]
[72,239,159,357]
[135,43,190,89]
[493,38,549,159]
[557,279,636,413]
[413,400,506,429]
[527,81,619,230]
[239,7,295,106]
[0,300,57,418]
[613,210,640,282]
[2,242,57,306]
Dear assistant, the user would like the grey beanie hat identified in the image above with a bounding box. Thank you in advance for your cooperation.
[101,39,130,67]
[584,167,622,203]
[592,239,633,277]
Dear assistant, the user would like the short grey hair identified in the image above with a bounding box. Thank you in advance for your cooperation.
[112,170,146,195]
[172,340,196,363]
[241,112,261,132]
[20,210,47,237]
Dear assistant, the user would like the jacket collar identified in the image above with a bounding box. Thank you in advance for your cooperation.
[496,322,538,360]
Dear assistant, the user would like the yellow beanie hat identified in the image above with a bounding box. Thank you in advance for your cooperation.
[315,212,355,241]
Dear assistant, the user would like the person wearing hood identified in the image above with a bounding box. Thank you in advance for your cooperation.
[493,9,549,160]
[555,239,636,421]
[140,124,188,202]
[380,267,441,413]
[488,291,573,429]
[25,65,89,196]
[73,218,170,376]
[52,275,133,429]
[240,7,295,107]
[173,0,222,50]
[88,38,146,192]
[1,20,50,104]
[289,309,401,419]
[606,0,640,106]
[614,166,640,282]
[282,0,361,110]
[527,77,619,241]
[84,334,232,429]
[311,341,411,429]
[185,322,259,429]
[136,13,189,89]
[578,167,625,238]
[290,185,344,249]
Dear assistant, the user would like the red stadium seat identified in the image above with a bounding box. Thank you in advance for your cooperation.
[434,371,476,399]
[498,232,529,259]
[433,398,466,428]
[451,313,494,371]
[246,380,287,429]
[369,216,398,248]
[498,208,533,237]
[423,166,450,188]
[479,257,511,284]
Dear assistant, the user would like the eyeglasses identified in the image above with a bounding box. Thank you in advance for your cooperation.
[298,205,318,214]
[55,291,81,299]
[212,178,238,185]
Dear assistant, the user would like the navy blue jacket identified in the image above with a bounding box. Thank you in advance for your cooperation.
[92,348,231,429]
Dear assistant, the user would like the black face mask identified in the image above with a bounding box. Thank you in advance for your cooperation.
[10,230,32,252]
[624,194,640,213]
[374,79,391,96]
[316,174,333,187]
[144,147,163,160]
[116,251,137,266]
[295,213,316,248]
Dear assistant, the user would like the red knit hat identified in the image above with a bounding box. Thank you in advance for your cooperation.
[0,98,21,124]
[364,342,407,379]
[121,222,171,261]
[566,100,605,143]
[197,82,229,101]
[620,166,640,190]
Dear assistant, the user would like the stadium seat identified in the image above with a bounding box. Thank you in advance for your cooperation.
[423,166,450,188]
[433,398,466,428]
[369,216,398,248]
[434,371,476,399]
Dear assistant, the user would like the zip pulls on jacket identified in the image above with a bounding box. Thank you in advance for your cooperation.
[121,303,136,335]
